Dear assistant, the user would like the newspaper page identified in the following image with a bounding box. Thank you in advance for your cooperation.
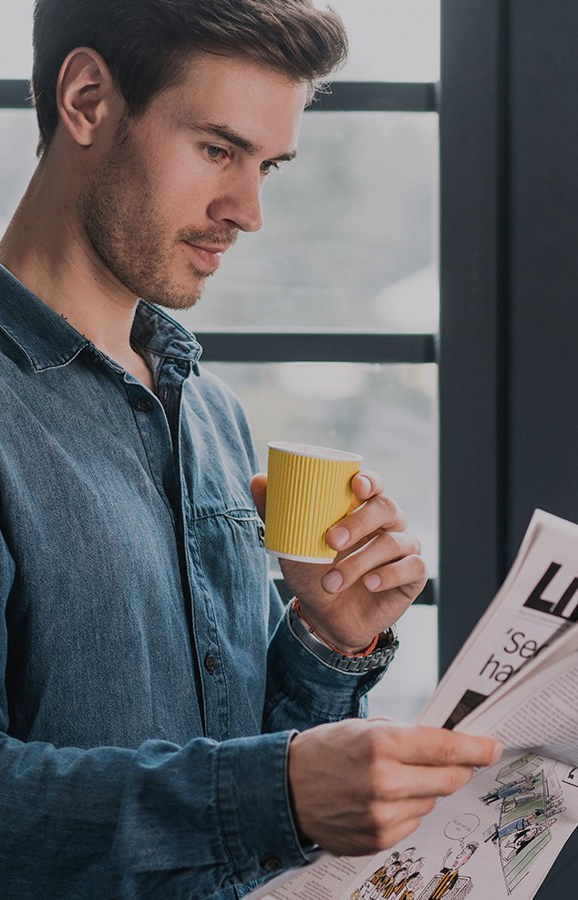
[419,510,578,729]
[250,749,578,899]
[458,623,578,766]
[250,510,578,898]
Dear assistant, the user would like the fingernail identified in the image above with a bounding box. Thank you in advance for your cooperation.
[329,526,350,548]
[491,742,503,765]
[364,573,381,591]
[358,475,372,495]
[322,570,343,593]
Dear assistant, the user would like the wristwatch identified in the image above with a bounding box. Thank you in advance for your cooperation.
[288,601,399,674]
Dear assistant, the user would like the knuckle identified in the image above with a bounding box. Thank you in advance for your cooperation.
[373,494,409,533]
[377,767,403,799]
[396,507,409,531]
[360,728,385,768]
[365,801,402,843]
[437,734,462,765]
[411,555,428,584]
[383,530,404,557]
[375,492,398,520]
[441,766,473,796]
[376,530,413,564]
[422,796,437,816]
[340,551,367,585]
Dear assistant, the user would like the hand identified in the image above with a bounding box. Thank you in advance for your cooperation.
[250,471,427,653]
[288,719,502,855]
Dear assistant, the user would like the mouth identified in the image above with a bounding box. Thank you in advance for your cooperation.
[182,242,229,273]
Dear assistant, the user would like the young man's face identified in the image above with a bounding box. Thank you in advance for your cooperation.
[78,52,307,309]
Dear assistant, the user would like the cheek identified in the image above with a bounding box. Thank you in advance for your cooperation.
[152,164,213,222]
[127,131,214,223]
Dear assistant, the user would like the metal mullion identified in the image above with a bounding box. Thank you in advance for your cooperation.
[0,80,32,107]
[0,79,438,113]
[438,0,509,670]
[313,81,438,112]
[196,332,436,365]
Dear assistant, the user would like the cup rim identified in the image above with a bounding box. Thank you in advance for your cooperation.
[267,441,363,462]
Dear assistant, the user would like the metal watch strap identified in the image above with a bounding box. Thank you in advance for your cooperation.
[288,601,399,673]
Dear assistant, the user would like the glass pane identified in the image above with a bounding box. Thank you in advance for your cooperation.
[0,111,38,235]
[180,112,439,333]
[201,361,439,576]
[327,0,440,83]
[1,1,440,81]
[369,604,438,721]
[0,115,439,334]
[0,0,34,78]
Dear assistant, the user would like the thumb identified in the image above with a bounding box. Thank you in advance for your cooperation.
[250,472,267,520]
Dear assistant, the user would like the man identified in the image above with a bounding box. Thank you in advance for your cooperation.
[0,1,501,897]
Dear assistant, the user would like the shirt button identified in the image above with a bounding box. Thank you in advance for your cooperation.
[204,654,217,674]
[136,398,153,413]
[260,855,282,873]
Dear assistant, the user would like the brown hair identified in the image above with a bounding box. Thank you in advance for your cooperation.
[32,0,348,156]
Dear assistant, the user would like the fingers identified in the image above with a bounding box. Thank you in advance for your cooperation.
[249,472,267,521]
[321,531,426,595]
[288,720,502,857]
[327,473,408,554]
[318,472,426,596]
[373,721,503,770]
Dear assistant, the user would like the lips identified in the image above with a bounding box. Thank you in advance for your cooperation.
[183,242,228,272]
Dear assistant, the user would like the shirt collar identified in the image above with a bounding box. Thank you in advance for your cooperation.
[0,264,203,372]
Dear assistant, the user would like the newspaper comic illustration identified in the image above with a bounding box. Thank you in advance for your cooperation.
[250,510,578,899]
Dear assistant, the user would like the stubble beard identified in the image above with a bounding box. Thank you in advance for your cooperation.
[78,121,235,310]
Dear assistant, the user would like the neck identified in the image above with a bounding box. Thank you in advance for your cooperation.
[0,158,155,391]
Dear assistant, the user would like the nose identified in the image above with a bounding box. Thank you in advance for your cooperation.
[208,170,264,234]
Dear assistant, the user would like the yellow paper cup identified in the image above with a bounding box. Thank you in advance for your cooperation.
[264,442,363,563]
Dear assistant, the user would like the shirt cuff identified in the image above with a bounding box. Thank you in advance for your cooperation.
[267,606,389,722]
[216,731,312,884]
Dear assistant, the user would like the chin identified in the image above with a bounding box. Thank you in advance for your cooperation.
[142,276,206,311]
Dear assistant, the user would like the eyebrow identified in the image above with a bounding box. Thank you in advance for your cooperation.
[197,121,298,162]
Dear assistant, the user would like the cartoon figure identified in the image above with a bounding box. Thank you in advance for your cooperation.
[420,842,479,899]
[407,858,425,877]
[396,871,424,899]
[354,861,400,900]
[355,848,419,900]
[485,809,545,844]
[480,775,537,805]
[503,824,543,855]
[382,866,409,898]
[502,791,541,813]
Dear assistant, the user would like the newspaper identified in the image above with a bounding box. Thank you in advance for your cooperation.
[250,510,578,899]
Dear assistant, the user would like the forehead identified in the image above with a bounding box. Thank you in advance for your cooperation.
[153,50,308,154]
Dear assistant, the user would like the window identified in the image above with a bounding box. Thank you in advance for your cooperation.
[0,1,440,721]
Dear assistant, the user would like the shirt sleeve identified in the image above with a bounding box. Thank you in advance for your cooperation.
[263,593,388,734]
[0,537,312,899]
[0,730,312,897]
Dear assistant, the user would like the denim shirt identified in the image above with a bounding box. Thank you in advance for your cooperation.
[0,264,385,899]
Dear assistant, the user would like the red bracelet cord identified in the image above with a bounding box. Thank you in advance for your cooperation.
[292,599,379,658]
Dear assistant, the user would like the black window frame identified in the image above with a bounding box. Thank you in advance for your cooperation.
[0,76,439,609]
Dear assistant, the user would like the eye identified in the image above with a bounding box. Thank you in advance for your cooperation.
[260,160,280,175]
[204,144,228,162]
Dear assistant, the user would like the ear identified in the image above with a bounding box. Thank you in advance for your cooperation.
[56,48,123,148]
